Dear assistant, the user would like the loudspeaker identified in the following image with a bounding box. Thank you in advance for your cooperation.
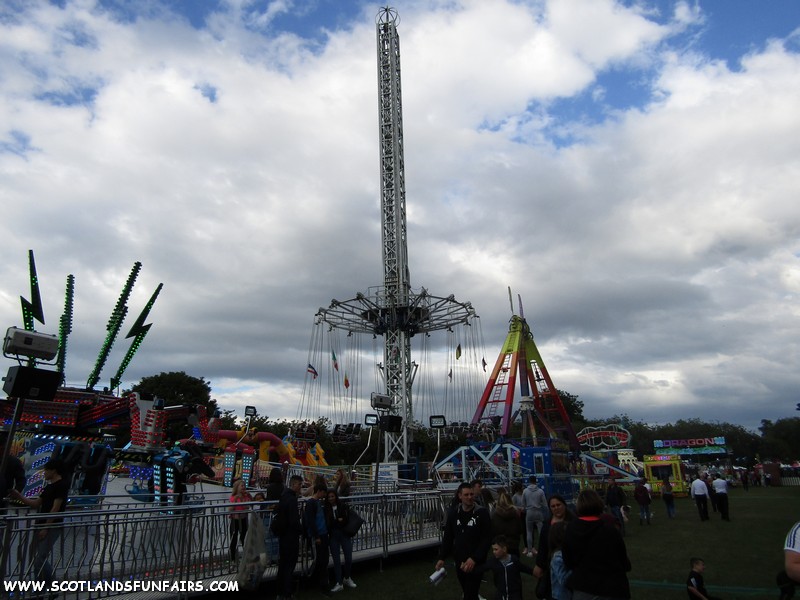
[379,415,403,433]
[2,366,61,400]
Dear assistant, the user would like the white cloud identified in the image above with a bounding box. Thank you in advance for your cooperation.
[1,0,798,434]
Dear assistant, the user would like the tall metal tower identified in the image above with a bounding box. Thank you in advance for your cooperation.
[314,7,476,463]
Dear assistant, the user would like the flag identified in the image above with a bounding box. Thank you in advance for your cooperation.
[482,357,487,372]
[332,349,339,371]
[448,368,452,381]
[455,344,462,360]
[307,364,318,379]
[344,373,350,389]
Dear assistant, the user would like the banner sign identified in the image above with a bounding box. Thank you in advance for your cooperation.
[654,437,726,448]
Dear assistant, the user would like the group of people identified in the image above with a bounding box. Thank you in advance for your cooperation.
[690,473,731,522]
[226,467,356,599]
[437,478,632,600]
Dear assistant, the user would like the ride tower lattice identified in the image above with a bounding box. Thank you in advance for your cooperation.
[471,309,581,454]
[314,7,476,463]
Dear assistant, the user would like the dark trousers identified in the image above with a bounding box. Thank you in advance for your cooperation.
[329,529,353,583]
[716,493,730,520]
[695,495,709,521]
[31,527,62,585]
[663,494,676,518]
[229,518,248,561]
[312,533,330,591]
[456,566,483,600]
[277,534,300,598]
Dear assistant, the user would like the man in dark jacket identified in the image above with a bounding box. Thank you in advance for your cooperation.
[435,481,492,600]
[276,474,303,600]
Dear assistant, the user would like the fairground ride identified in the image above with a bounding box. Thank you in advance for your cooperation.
[301,7,483,464]
[430,292,585,494]
[0,250,170,503]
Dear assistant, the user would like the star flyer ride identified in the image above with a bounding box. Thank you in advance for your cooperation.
[300,6,480,473]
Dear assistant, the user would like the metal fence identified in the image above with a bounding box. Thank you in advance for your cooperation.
[0,489,446,600]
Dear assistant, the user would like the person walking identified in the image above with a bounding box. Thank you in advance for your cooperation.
[686,557,723,600]
[711,475,730,521]
[474,534,533,600]
[435,481,492,600]
[562,489,631,600]
[522,476,547,557]
[633,479,651,525]
[10,458,69,587]
[691,475,710,521]
[325,489,357,592]
[705,475,718,514]
[276,474,303,600]
[661,479,676,519]
[534,494,574,600]
[605,479,627,534]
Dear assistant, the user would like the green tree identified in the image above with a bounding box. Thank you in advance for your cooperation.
[759,417,800,461]
[131,371,219,442]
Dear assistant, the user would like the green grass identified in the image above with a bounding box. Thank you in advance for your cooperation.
[252,486,798,599]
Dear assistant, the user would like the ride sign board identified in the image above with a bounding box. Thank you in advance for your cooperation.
[653,437,727,456]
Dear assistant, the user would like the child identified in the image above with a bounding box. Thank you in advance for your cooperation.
[687,557,723,600]
[549,520,572,600]
[476,534,533,600]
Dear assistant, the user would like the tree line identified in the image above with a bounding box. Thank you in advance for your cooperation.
[124,372,800,467]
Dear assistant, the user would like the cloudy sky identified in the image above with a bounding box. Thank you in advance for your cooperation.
[1,0,799,434]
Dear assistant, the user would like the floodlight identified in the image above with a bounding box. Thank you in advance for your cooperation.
[429,415,447,429]
[4,327,59,361]
[244,405,257,417]
[370,392,392,410]
[365,414,379,426]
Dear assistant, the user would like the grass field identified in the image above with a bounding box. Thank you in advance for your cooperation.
[262,486,798,599]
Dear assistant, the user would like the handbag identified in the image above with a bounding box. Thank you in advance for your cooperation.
[342,508,364,537]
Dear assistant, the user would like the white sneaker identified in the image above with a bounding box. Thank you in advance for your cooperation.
[343,578,357,589]
[331,583,344,593]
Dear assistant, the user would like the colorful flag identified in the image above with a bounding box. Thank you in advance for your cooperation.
[307,363,318,379]
[332,349,339,371]
[344,373,350,389]
[482,357,487,372]
[455,344,462,360]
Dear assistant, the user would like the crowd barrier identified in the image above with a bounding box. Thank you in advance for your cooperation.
[0,488,446,600]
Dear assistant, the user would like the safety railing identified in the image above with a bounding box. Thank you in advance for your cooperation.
[0,490,446,599]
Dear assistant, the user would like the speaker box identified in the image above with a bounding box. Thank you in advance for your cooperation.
[3,366,61,400]
[379,415,403,433]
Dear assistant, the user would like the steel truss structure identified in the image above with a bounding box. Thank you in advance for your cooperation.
[314,8,477,463]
